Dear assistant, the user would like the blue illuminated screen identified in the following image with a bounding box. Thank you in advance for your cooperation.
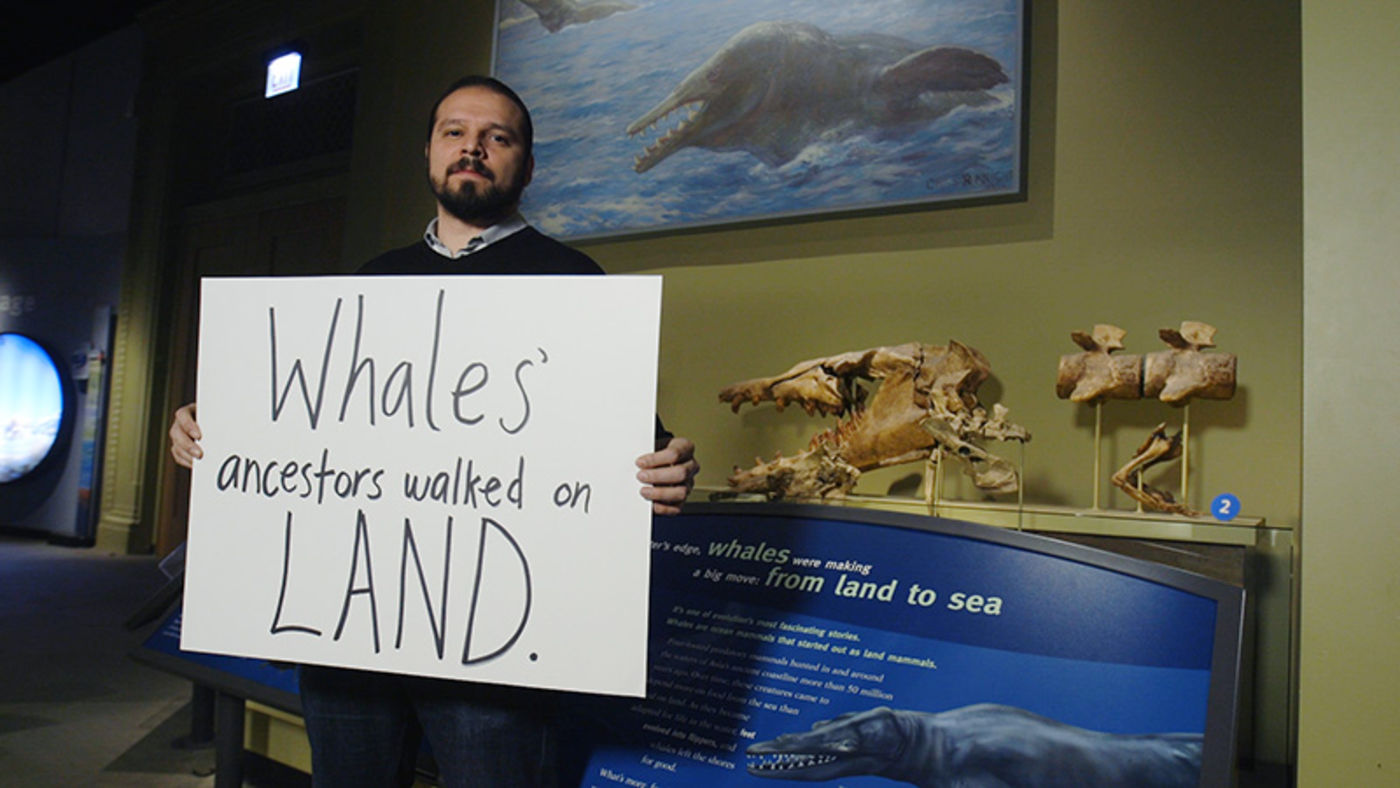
[0,333,64,482]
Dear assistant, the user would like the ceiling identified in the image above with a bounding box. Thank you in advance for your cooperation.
[2,2,155,84]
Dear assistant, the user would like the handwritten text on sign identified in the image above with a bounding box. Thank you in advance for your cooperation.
[181,276,661,697]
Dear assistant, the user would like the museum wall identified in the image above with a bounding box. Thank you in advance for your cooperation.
[0,28,141,540]
[1297,1,1400,782]
[0,27,141,239]
[342,1,1304,527]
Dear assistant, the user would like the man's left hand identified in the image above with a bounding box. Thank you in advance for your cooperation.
[636,437,699,516]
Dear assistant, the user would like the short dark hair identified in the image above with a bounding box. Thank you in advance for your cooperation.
[426,75,533,156]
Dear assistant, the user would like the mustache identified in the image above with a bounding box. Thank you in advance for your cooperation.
[447,156,492,180]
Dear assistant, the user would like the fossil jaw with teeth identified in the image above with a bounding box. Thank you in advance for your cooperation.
[719,342,1028,500]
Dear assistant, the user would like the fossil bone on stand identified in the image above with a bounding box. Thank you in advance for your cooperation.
[1055,324,1141,509]
[1056,321,1237,516]
[718,341,1029,506]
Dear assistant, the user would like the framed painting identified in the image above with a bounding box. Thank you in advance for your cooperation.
[492,0,1028,240]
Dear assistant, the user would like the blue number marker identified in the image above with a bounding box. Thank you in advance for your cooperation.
[1211,493,1240,522]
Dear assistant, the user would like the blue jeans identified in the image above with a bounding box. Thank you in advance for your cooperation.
[298,665,558,787]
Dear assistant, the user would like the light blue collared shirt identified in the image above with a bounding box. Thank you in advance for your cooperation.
[422,213,528,259]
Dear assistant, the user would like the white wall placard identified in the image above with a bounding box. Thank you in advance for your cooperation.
[181,275,661,697]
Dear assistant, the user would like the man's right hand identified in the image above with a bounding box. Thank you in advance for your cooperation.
[169,402,203,468]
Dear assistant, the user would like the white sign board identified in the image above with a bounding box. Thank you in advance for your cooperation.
[182,275,661,697]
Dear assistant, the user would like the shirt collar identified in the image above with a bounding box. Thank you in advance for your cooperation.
[423,213,528,259]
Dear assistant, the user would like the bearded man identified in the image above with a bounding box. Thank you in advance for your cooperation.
[169,75,698,787]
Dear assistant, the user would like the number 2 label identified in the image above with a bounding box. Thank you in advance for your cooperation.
[1211,493,1241,522]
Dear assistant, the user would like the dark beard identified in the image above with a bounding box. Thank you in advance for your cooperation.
[430,158,526,227]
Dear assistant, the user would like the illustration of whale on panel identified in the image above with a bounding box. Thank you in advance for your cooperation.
[626,21,1009,173]
[515,0,636,33]
[747,705,1203,788]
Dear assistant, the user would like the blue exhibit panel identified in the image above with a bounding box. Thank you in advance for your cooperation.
[138,607,299,707]
[578,505,1241,788]
[662,512,1219,670]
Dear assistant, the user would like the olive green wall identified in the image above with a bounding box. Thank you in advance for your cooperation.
[1298,2,1400,783]
[344,1,1303,526]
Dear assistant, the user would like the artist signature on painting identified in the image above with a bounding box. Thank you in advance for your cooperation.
[925,170,1012,192]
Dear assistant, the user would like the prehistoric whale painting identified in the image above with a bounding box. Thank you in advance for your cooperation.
[492,0,1026,239]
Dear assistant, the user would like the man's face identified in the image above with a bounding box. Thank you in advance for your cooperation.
[425,86,533,226]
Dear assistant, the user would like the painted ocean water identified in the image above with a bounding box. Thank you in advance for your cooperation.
[493,0,1023,239]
